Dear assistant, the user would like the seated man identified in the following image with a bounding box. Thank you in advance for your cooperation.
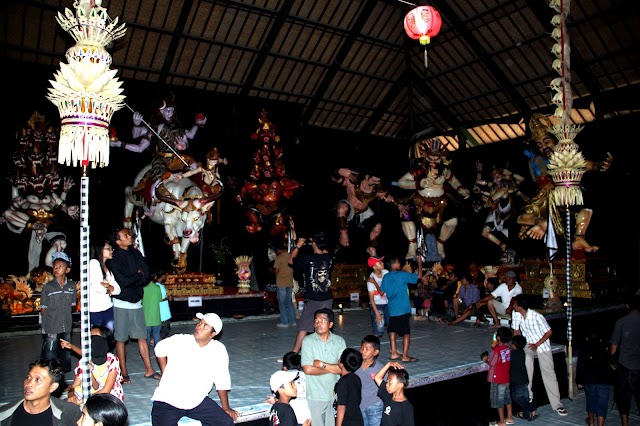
[428,276,449,323]
[447,272,480,325]
[442,269,462,316]
[473,271,522,328]
[0,358,81,424]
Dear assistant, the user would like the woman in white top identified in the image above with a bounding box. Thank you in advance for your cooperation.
[367,256,389,340]
[89,240,121,331]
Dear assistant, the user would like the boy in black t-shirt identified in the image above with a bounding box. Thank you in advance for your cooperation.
[334,348,364,426]
[510,335,537,420]
[374,361,415,426]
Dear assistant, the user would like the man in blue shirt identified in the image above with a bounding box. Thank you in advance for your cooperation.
[448,271,481,325]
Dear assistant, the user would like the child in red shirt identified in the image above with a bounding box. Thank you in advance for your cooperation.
[482,326,514,426]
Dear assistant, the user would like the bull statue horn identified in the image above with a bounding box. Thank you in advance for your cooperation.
[154,186,190,210]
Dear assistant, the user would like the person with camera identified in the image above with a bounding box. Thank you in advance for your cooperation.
[288,230,334,354]
[274,244,297,328]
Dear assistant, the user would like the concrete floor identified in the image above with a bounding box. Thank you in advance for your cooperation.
[0,308,637,425]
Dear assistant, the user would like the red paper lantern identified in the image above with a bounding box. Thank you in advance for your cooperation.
[404,6,442,45]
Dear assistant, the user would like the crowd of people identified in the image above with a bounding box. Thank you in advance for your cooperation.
[2,222,636,426]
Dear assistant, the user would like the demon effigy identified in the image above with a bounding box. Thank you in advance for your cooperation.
[331,168,400,259]
[516,113,612,254]
[1,112,79,273]
[121,94,223,273]
[232,109,301,244]
[472,161,528,264]
[396,131,470,262]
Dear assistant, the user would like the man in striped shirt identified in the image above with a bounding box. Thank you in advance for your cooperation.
[511,294,568,416]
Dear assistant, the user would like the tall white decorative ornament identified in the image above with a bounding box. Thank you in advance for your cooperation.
[546,0,585,208]
[47,0,126,168]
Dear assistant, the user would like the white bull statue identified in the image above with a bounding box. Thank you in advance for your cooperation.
[124,164,223,272]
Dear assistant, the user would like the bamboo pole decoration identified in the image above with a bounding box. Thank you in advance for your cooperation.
[79,173,91,403]
[565,208,574,398]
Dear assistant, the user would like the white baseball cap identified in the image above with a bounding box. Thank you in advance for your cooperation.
[195,312,223,333]
[269,370,299,394]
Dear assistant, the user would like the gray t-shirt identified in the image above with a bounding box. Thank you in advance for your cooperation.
[610,310,640,370]
[355,360,384,410]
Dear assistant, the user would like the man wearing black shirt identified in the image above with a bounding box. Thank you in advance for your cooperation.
[0,358,81,425]
[289,230,334,354]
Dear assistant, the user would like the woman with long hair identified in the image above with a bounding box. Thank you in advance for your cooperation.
[89,240,121,331]
[78,393,128,426]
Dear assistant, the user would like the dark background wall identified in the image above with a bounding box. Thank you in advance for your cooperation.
[1,60,637,295]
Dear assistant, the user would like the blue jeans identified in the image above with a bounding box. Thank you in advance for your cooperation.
[370,304,389,337]
[511,383,536,419]
[41,332,71,372]
[147,326,161,348]
[277,286,296,325]
[361,400,383,426]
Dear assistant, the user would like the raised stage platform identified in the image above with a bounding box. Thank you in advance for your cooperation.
[3,305,634,426]
[0,285,266,333]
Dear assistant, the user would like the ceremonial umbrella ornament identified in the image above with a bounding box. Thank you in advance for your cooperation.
[47,0,126,403]
[404,5,442,68]
[234,255,253,294]
[545,0,585,398]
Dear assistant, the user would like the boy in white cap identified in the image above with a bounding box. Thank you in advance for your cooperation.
[151,312,239,425]
[268,370,309,426]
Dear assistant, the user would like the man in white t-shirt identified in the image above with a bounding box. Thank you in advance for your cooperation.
[151,312,239,425]
[366,256,389,338]
[474,270,522,328]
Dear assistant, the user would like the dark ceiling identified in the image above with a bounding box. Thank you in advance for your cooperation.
[1,0,639,150]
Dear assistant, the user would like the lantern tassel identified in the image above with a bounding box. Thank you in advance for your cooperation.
[424,47,428,69]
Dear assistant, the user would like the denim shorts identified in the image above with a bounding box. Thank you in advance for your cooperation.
[490,382,511,408]
[585,383,610,417]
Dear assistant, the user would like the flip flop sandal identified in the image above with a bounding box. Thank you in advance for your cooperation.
[144,372,162,380]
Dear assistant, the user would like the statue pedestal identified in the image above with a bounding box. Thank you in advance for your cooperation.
[164,272,222,297]
[237,279,251,294]
[331,264,368,302]
[522,256,623,299]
